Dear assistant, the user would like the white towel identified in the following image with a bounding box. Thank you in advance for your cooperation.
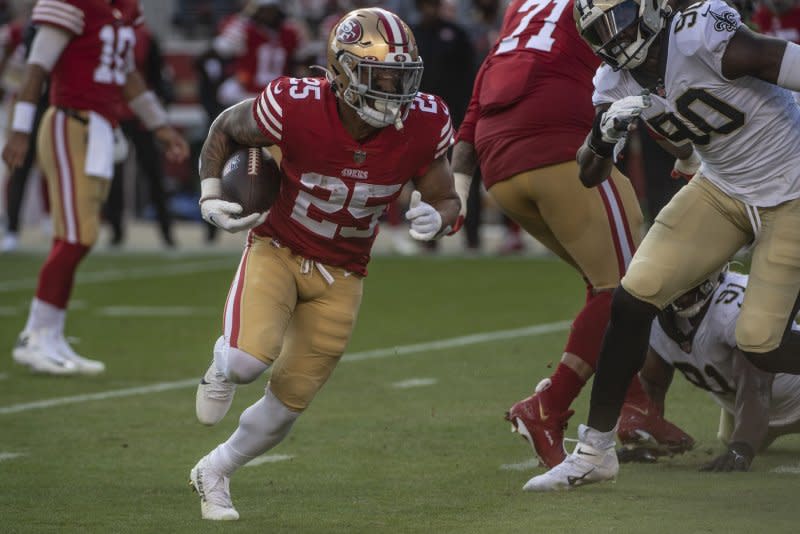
[84,111,114,179]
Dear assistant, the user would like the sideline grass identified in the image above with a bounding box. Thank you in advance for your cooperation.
[1,254,798,533]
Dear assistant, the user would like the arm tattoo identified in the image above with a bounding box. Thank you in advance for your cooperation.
[199,98,273,179]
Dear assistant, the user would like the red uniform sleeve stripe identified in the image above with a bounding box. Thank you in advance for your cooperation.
[33,2,84,35]
[252,95,282,142]
[258,94,282,136]
[264,82,283,117]
[436,122,453,151]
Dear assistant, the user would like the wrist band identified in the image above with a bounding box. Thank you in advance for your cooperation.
[778,41,800,91]
[12,101,36,133]
[128,90,168,130]
[199,177,222,203]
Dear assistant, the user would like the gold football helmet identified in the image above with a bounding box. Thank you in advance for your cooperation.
[326,7,423,129]
[573,0,671,70]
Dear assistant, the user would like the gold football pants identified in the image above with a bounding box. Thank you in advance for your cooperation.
[223,235,364,411]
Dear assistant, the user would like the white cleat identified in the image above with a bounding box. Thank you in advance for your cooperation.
[52,334,105,375]
[12,330,80,375]
[189,455,239,521]
[196,357,236,426]
[1,233,19,253]
[523,424,618,491]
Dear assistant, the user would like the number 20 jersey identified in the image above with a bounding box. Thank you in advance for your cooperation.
[593,0,800,207]
[251,76,453,275]
[32,0,142,123]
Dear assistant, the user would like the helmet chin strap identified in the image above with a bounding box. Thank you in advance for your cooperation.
[356,100,403,129]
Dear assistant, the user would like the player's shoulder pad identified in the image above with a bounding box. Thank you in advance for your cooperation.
[672,0,741,58]
[254,76,299,144]
[592,64,628,106]
[408,92,454,159]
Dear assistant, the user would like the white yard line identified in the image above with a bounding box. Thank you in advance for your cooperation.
[245,454,294,467]
[771,464,800,474]
[499,458,540,471]
[0,258,236,293]
[343,321,571,362]
[0,452,26,462]
[0,320,569,416]
[391,378,438,389]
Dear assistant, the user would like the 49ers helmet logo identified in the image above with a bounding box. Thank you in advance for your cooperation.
[337,18,363,44]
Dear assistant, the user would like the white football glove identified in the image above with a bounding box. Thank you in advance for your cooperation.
[406,190,443,241]
[599,94,652,144]
[199,177,266,233]
[671,148,701,180]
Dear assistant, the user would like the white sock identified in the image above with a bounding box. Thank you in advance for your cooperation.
[578,424,617,450]
[24,298,65,334]
[212,336,229,373]
[209,389,300,477]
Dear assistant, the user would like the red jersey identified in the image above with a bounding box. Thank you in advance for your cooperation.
[752,6,800,42]
[215,15,300,93]
[252,77,453,275]
[457,0,599,188]
[32,0,143,123]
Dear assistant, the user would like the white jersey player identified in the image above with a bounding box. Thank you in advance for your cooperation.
[642,268,800,471]
[526,0,800,491]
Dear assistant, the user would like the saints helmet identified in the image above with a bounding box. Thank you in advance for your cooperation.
[573,0,671,70]
[326,7,423,129]
[670,265,729,319]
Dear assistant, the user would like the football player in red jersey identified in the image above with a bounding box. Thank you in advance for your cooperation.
[2,0,188,376]
[212,0,302,106]
[188,8,460,521]
[450,0,693,470]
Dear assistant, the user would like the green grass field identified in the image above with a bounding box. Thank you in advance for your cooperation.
[1,252,798,533]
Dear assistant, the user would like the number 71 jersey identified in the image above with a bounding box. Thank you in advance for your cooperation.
[251,76,453,275]
[32,0,143,124]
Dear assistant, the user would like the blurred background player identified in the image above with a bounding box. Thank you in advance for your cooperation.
[3,0,188,376]
[203,0,302,243]
[634,267,800,471]
[450,0,692,468]
[0,5,48,253]
[189,7,459,520]
[212,0,302,107]
[105,22,177,249]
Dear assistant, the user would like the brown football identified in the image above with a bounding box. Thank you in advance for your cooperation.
[221,147,281,216]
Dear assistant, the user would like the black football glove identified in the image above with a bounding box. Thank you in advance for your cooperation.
[700,441,754,472]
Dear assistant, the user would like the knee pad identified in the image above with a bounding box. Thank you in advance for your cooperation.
[215,337,269,384]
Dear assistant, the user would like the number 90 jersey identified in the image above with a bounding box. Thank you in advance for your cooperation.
[32,0,143,124]
[593,0,800,207]
[251,76,453,275]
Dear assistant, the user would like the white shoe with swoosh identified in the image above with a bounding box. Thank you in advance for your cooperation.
[523,424,618,491]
